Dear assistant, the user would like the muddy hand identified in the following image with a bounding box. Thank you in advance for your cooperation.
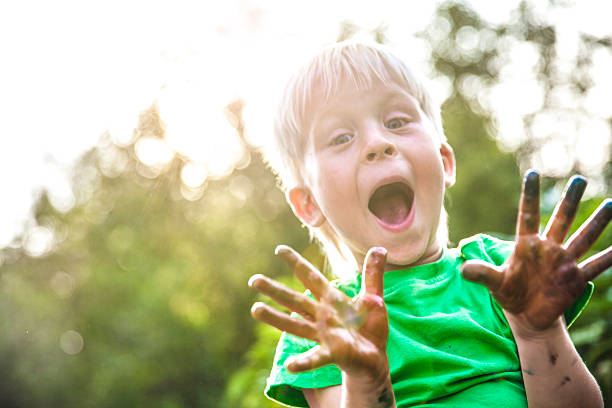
[462,171,612,331]
[249,246,390,378]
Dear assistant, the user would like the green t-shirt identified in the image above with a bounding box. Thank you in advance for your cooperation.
[264,234,593,407]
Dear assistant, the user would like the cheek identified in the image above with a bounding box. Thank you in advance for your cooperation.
[414,145,445,178]
[314,157,348,190]
[317,176,348,208]
[412,151,446,204]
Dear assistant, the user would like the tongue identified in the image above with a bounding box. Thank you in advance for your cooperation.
[370,191,410,225]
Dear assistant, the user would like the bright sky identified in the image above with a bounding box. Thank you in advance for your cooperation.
[0,0,611,250]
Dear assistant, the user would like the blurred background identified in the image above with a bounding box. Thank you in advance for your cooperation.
[0,0,611,406]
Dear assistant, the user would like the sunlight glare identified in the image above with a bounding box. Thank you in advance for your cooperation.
[44,166,76,214]
[577,118,611,174]
[23,226,53,257]
[108,112,140,147]
[50,271,76,299]
[537,140,572,177]
[228,175,254,202]
[584,49,612,118]
[157,79,245,179]
[181,162,208,188]
[135,138,174,168]
[23,226,54,258]
[60,330,84,355]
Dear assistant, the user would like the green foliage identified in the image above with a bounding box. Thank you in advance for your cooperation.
[223,324,281,408]
[0,142,309,407]
[442,95,520,243]
[0,1,610,407]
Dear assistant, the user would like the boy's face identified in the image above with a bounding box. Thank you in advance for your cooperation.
[290,80,455,270]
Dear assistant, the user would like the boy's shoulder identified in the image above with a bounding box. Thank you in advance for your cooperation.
[458,233,515,267]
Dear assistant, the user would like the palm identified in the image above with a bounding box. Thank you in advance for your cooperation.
[462,172,612,331]
[310,287,388,375]
[249,246,390,378]
[493,236,585,330]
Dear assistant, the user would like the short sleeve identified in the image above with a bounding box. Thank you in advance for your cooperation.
[458,233,594,328]
[264,331,342,407]
[458,233,514,266]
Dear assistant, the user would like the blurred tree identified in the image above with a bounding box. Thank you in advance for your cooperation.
[0,1,609,407]
[0,104,309,407]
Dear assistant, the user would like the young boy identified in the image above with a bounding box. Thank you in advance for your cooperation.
[248,41,611,407]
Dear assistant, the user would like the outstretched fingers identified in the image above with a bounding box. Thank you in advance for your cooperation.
[565,199,612,260]
[248,274,317,320]
[517,170,541,236]
[579,246,612,282]
[461,260,504,292]
[285,345,333,373]
[251,302,319,342]
[544,176,587,243]
[275,245,331,301]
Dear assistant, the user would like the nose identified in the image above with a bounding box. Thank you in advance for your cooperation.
[363,128,397,162]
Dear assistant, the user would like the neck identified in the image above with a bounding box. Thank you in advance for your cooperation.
[384,245,444,272]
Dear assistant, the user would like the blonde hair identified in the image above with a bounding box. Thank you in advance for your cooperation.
[262,40,448,277]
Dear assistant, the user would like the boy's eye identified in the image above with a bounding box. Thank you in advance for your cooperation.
[385,118,409,130]
[331,133,353,146]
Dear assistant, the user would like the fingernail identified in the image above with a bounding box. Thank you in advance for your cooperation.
[248,274,263,288]
[569,174,587,186]
[601,198,612,215]
[524,170,539,184]
[275,245,289,256]
[250,302,265,317]
[566,176,587,203]
[369,246,387,257]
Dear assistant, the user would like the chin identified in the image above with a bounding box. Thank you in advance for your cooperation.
[385,248,424,268]
[385,234,441,268]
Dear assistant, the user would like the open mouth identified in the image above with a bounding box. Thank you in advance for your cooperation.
[368,182,414,226]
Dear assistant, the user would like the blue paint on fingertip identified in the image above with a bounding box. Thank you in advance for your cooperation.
[567,176,587,202]
[524,170,540,196]
[525,169,540,181]
[569,175,587,187]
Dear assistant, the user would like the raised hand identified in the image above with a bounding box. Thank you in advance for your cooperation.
[462,171,611,332]
[249,246,390,379]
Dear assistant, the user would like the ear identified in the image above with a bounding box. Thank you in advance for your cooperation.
[440,142,456,188]
[287,187,325,227]
[288,187,326,227]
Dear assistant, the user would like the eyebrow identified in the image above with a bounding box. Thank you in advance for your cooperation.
[325,87,416,113]
[309,87,420,135]
[381,89,420,107]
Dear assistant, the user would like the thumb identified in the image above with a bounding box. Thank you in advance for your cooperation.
[286,345,333,373]
[360,247,387,297]
[461,260,504,292]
